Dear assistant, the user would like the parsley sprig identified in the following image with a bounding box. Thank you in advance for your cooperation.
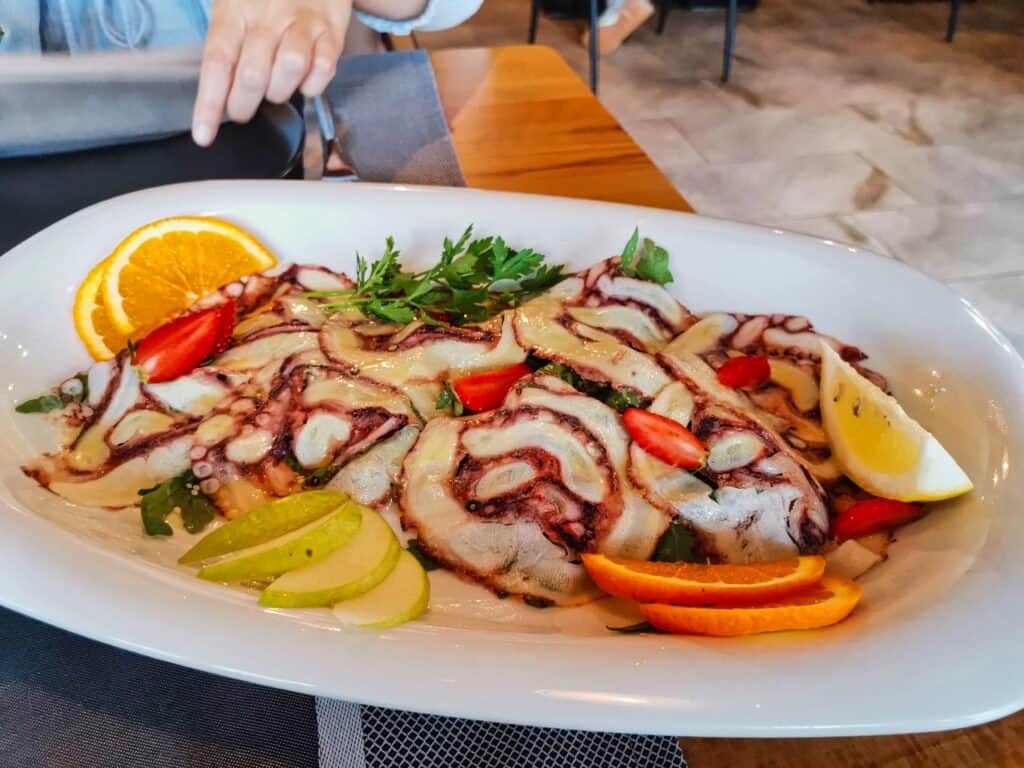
[619,228,673,286]
[309,227,567,325]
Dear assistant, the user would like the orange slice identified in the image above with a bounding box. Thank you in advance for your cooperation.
[640,575,863,637]
[582,553,825,606]
[73,257,128,360]
[101,216,276,337]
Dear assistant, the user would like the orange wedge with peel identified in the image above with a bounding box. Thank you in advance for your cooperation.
[73,257,128,360]
[101,216,276,338]
[582,553,825,606]
[640,575,863,637]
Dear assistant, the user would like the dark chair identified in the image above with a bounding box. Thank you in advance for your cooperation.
[657,0,739,82]
[946,0,961,41]
[529,0,601,93]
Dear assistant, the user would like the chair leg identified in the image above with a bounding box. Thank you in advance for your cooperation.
[945,0,960,42]
[657,0,671,35]
[588,0,600,94]
[528,0,540,43]
[722,0,737,82]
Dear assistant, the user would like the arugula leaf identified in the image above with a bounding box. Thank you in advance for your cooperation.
[534,362,649,413]
[619,227,640,272]
[407,539,440,572]
[607,620,661,634]
[653,520,696,563]
[435,381,465,416]
[15,394,66,414]
[312,227,566,326]
[139,471,216,537]
[604,388,647,412]
[618,231,673,286]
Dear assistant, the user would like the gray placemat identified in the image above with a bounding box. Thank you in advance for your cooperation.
[0,607,319,768]
[324,51,464,186]
[316,700,688,768]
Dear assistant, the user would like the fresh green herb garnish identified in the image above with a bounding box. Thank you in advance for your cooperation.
[304,465,341,488]
[435,382,465,416]
[534,362,650,413]
[16,374,90,414]
[283,451,342,488]
[653,520,697,563]
[407,539,440,572]
[619,229,672,286]
[604,388,647,412]
[309,226,566,325]
[15,394,66,414]
[139,471,216,537]
[607,620,662,634]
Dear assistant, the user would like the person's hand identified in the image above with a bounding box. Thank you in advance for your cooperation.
[192,0,351,147]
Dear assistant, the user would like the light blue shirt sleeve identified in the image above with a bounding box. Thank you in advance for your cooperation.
[356,0,484,35]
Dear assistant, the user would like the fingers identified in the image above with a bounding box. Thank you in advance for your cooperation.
[194,0,351,144]
[265,19,318,104]
[300,29,344,97]
[225,23,280,124]
[192,12,245,146]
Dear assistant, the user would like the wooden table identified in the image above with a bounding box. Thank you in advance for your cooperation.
[429,43,1019,768]
[430,45,692,213]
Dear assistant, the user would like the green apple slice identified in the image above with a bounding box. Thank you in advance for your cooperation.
[197,503,362,582]
[259,510,400,609]
[332,550,430,629]
[180,490,349,565]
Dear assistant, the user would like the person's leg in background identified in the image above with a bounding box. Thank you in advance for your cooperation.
[582,0,655,55]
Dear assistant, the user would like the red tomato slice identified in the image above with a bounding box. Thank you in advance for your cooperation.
[134,302,233,383]
[833,498,922,541]
[623,408,706,469]
[452,363,532,412]
[211,298,237,355]
[716,355,771,388]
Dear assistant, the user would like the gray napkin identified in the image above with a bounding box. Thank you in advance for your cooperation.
[321,51,464,186]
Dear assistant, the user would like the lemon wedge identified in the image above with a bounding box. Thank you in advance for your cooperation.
[819,343,972,502]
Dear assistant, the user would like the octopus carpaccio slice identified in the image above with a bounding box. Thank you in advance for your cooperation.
[627,341,831,562]
[191,362,419,516]
[670,311,888,489]
[320,312,526,419]
[512,258,693,399]
[22,351,249,507]
[400,375,670,605]
[559,258,694,353]
[22,263,369,509]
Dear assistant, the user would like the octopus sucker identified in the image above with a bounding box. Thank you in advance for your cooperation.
[400,375,670,605]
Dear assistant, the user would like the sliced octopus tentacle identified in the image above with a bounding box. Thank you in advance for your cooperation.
[629,346,831,562]
[668,311,887,486]
[400,375,671,605]
[320,311,526,419]
[191,362,418,517]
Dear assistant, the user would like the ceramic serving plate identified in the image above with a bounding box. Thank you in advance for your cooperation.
[0,181,1021,737]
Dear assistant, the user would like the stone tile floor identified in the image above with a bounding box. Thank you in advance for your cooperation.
[417,0,1024,349]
